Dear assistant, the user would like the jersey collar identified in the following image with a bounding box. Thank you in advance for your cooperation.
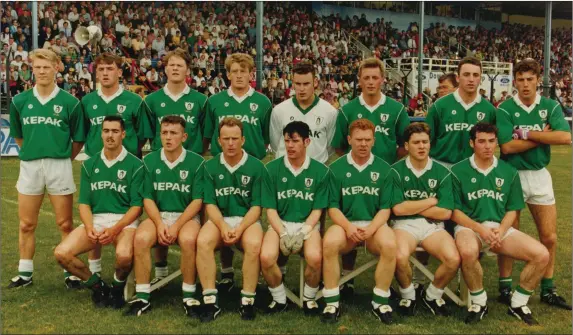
[227,87,254,104]
[358,93,386,113]
[284,155,311,177]
[33,85,60,105]
[97,86,124,104]
[163,83,191,102]
[100,146,128,168]
[469,154,498,176]
[160,148,187,169]
[346,152,374,172]
[405,156,433,178]
[513,94,541,114]
[292,95,320,114]
[453,89,481,111]
[220,149,248,174]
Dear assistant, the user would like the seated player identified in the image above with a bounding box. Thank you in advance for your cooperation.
[260,121,329,315]
[390,122,460,316]
[321,119,396,324]
[196,117,265,322]
[451,123,550,325]
[54,116,144,308]
[124,115,205,317]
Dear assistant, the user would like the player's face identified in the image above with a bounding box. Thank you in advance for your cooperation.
[228,62,252,91]
[470,132,497,161]
[293,72,316,103]
[458,64,481,95]
[96,62,121,88]
[101,121,125,151]
[514,71,539,101]
[218,125,245,158]
[165,56,189,84]
[359,67,384,97]
[32,58,58,87]
[405,132,430,161]
[348,128,374,159]
[160,122,187,152]
[437,79,456,97]
[284,132,309,160]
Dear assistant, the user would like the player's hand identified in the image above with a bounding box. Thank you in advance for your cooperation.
[512,128,530,140]
[346,225,363,243]
[85,225,100,244]
[221,224,235,246]
[360,225,377,241]
[225,227,242,245]
[98,226,119,245]
[166,224,181,245]
[157,222,171,246]
[478,226,499,247]
[489,227,504,249]
[279,231,292,256]
[543,124,552,132]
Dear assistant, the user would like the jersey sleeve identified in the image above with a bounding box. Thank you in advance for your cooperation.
[269,108,282,154]
[426,103,439,145]
[261,101,272,145]
[549,103,571,132]
[145,97,157,141]
[328,170,342,209]
[506,172,525,212]
[203,98,215,140]
[436,173,454,210]
[496,107,515,145]
[261,166,277,209]
[250,165,263,207]
[202,164,216,205]
[135,100,154,141]
[389,169,404,208]
[379,169,393,210]
[313,170,330,210]
[451,173,463,210]
[78,162,91,205]
[129,164,144,207]
[395,106,410,146]
[192,161,204,200]
[140,160,154,200]
[70,100,87,142]
[8,101,22,139]
[331,109,348,151]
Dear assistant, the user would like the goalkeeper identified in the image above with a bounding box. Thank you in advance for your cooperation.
[260,121,330,315]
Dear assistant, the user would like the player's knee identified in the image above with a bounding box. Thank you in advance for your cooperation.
[54,244,71,265]
[458,245,479,263]
[306,250,322,271]
[260,251,276,269]
[533,246,550,267]
[55,217,73,233]
[443,251,461,271]
[322,238,341,257]
[379,237,397,257]
[395,247,411,267]
[243,237,262,256]
[115,250,133,269]
[197,233,216,253]
[134,232,155,252]
[178,233,197,252]
[19,218,38,234]
[540,232,557,249]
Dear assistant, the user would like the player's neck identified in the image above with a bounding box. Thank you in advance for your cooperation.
[409,156,429,171]
[100,83,120,97]
[166,81,186,95]
[103,146,122,161]
[474,155,493,170]
[458,89,477,104]
[164,146,183,163]
[223,150,244,167]
[362,92,382,107]
[517,93,535,107]
[230,85,249,98]
[35,83,57,98]
[288,155,306,170]
[350,150,371,166]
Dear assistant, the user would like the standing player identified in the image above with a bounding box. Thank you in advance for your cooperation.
[436,73,458,99]
[143,48,207,286]
[203,53,272,293]
[496,59,572,309]
[124,116,205,317]
[261,121,329,315]
[8,48,86,289]
[451,123,549,325]
[196,117,265,322]
[390,122,460,317]
[54,116,144,309]
[321,119,396,325]
[81,52,153,278]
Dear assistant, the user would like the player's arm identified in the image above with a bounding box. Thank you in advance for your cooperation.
[306,170,330,230]
[69,100,87,159]
[268,107,281,154]
[450,173,490,236]
[327,170,354,231]
[203,165,228,232]
[527,104,572,145]
[261,100,272,150]
[237,169,264,233]
[425,102,439,147]
[389,169,437,216]
[418,173,453,221]
[331,109,348,157]
[114,164,145,231]
[497,107,539,154]
[497,172,526,238]
[140,161,163,227]
[9,100,23,148]
[262,166,285,233]
[173,161,205,227]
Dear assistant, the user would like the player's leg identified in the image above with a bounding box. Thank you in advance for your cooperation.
[238,222,263,320]
[490,229,550,324]
[393,229,418,316]
[151,246,169,285]
[109,227,136,309]
[302,229,322,315]
[420,230,461,316]
[87,247,103,279]
[218,246,235,292]
[321,225,355,323]
[178,218,202,317]
[496,211,520,305]
[196,220,224,322]
[260,228,286,312]
[455,229,488,324]
[124,219,157,316]
[366,224,396,324]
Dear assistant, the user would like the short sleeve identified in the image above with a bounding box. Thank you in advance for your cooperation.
[312,170,330,210]
[549,103,571,132]
[496,107,515,145]
[9,101,22,139]
[250,165,263,207]
[505,172,526,212]
[202,164,216,205]
[395,106,410,146]
[203,98,215,140]
[436,173,454,210]
[78,162,91,205]
[379,170,393,210]
[261,166,277,209]
[129,163,144,207]
[331,109,348,151]
[451,173,463,210]
[261,101,272,145]
[192,160,205,200]
[136,100,154,140]
[70,100,87,142]
[389,169,404,208]
[426,103,439,145]
[328,170,342,209]
[140,161,154,200]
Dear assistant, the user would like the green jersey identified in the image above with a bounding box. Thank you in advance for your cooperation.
[497,95,570,170]
[9,86,86,161]
[79,146,144,214]
[426,91,496,164]
[390,157,454,221]
[262,156,330,223]
[203,151,265,217]
[329,153,393,221]
[450,156,524,223]
[141,149,205,212]
[81,88,153,157]
[203,88,272,159]
[331,94,410,164]
[145,85,207,154]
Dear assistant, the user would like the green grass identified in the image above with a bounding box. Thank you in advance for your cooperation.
[1,148,572,334]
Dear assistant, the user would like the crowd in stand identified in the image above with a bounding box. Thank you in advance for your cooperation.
[1,1,571,113]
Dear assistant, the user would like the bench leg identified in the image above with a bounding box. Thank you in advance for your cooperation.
[285,259,304,307]
[409,255,467,306]
[124,270,136,301]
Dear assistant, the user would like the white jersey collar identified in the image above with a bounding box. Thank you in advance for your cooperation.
[469,154,498,176]
[513,94,541,114]
[97,86,124,104]
[284,155,311,177]
[220,149,248,174]
[227,87,254,104]
[163,83,191,102]
[33,85,60,105]
[346,152,374,172]
[405,156,433,178]
[160,148,187,169]
[358,93,386,113]
[453,89,481,110]
[100,146,128,168]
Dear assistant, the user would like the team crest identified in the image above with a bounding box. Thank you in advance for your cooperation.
[539,109,548,119]
[241,175,251,186]
[428,179,437,188]
[316,117,322,125]
[117,105,127,114]
[53,105,63,114]
[180,170,188,179]
[476,112,485,121]
[371,172,379,182]
[380,114,389,123]
[250,103,258,112]
[495,177,504,188]
[357,114,363,119]
[305,178,313,188]
[117,170,127,180]
[185,102,194,111]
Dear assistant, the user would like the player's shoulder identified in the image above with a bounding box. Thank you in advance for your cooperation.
[383,95,406,110]
[207,90,228,103]
[478,96,496,110]
[246,153,265,169]
[390,158,407,171]
[189,88,208,103]
[539,96,562,113]
[144,87,164,101]
[252,90,272,106]
[121,88,143,102]
[273,97,294,111]
[431,93,454,110]
[431,158,450,174]
[265,156,283,169]
[205,153,221,168]
[11,89,34,107]
[316,98,338,114]
[125,151,144,167]
[341,96,361,111]
[496,158,518,176]
[184,149,206,165]
[329,154,347,169]
[309,157,329,174]
[450,158,471,175]
[142,150,160,165]
[57,88,81,105]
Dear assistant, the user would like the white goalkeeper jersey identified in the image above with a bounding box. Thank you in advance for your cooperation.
[270,96,337,164]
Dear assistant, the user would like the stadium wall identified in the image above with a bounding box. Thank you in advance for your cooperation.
[502,14,573,29]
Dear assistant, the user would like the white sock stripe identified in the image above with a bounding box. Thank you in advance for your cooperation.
[18,259,34,272]
[136,284,151,293]
[220,267,234,274]
[373,287,390,298]
[182,282,196,292]
[322,287,340,298]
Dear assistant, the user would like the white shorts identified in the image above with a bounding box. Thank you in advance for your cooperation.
[268,221,320,236]
[16,158,76,195]
[160,212,200,227]
[454,221,516,251]
[392,218,444,245]
[518,168,555,205]
[223,216,261,229]
[84,213,139,233]
[350,220,372,228]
